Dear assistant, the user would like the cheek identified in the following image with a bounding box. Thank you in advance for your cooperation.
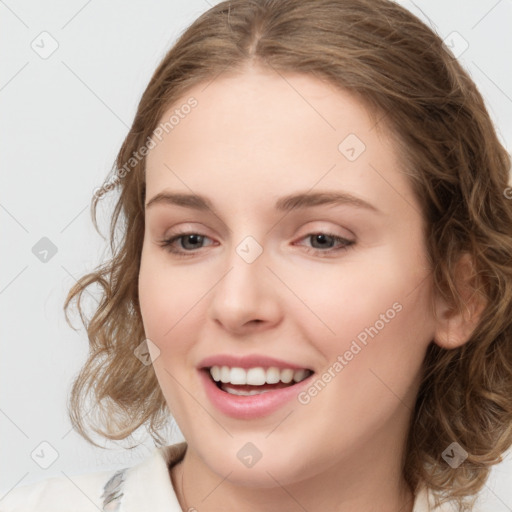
[138,255,207,416]
[286,244,433,359]
[138,250,210,357]
[308,251,433,410]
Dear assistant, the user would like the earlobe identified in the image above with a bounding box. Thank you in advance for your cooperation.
[433,253,487,350]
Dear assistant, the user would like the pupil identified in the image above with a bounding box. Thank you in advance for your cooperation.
[312,234,332,248]
[183,234,202,249]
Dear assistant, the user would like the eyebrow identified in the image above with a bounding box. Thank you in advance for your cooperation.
[145,190,379,213]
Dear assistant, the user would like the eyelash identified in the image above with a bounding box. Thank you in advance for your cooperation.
[158,230,355,258]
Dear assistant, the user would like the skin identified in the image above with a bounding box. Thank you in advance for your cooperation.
[138,64,467,512]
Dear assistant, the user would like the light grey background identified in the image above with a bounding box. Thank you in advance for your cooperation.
[1,0,511,509]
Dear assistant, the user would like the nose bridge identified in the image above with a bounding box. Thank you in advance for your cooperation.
[218,234,268,307]
[208,232,281,330]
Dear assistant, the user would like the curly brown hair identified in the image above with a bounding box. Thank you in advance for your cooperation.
[64,0,512,510]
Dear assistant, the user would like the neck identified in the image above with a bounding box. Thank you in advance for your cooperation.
[170,435,415,512]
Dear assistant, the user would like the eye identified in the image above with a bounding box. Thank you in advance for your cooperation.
[157,230,355,258]
[295,232,355,257]
[158,232,216,257]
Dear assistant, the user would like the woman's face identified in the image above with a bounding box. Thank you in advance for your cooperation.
[139,66,437,487]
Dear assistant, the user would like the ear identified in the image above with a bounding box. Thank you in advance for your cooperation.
[433,252,487,349]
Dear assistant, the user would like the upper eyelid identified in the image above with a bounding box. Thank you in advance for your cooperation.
[148,208,364,238]
[159,219,355,239]
[162,229,354,243]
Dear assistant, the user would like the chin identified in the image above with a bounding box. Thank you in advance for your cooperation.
[196,437,321,489]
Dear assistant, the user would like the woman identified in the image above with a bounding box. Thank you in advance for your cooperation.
[3,0,511,510]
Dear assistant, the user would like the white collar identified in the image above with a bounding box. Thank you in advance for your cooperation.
[101,442,186,511]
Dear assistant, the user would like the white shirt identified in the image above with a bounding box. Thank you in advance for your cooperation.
[0,442,457,511]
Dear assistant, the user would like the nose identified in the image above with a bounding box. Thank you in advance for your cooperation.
[207,244,283,335]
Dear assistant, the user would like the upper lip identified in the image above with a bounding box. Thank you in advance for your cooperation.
[198,354,313,371]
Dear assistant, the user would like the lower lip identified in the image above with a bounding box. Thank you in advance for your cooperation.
[199,369,314,419]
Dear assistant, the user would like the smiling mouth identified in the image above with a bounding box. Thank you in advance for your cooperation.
[204,365,314,396]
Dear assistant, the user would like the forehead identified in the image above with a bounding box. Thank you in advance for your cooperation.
[144,66,416,219]
[148,66,383,162]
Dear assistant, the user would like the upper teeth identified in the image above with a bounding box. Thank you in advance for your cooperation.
[209,366,311,386]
